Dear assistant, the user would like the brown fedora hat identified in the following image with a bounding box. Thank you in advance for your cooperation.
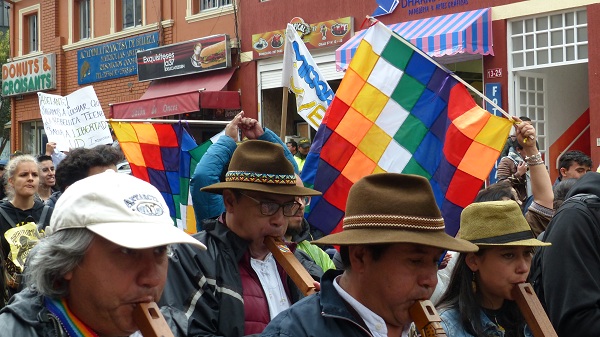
[313,173,478,252]
[459,200,550,247]
[201,140,321,196]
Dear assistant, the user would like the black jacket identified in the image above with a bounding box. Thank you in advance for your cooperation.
[159,217,304,337]
[534,172,600,336]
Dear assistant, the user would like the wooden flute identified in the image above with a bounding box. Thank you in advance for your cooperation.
[409,300,448,337]
[264,236,317,296]
[511,283,558,337]
[132,302,175,337]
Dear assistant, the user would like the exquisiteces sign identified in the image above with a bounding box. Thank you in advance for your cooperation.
[2,54,56,97]
[137,35,231,82]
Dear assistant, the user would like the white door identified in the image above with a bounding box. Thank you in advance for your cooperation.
[513,71,548,163]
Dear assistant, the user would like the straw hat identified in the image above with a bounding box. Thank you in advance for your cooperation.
[313,173,478,252]
[458,200,550,246]
[201,140,321,196]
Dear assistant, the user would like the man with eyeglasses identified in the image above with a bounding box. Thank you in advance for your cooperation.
[189,112,333,276]
[160,139,321,337]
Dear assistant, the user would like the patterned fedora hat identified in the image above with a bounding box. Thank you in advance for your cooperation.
[459,200,551,247]
[201,140,321,196]
[313,173,478,252]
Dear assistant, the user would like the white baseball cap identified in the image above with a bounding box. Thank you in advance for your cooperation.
[48,170,206,250]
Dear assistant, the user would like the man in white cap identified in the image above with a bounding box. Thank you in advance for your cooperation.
[0,170,206,337]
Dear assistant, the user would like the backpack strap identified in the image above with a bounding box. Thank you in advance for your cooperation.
[0,207,16,228]
[37,205,50,231]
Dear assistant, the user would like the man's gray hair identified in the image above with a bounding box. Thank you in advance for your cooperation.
[25,228,95,299]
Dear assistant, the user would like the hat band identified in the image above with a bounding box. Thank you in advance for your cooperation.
[470,230,534,244]
[343,214,445,231]
[225,171,296,185]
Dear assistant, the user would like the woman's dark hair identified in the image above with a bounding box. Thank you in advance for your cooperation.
[55,146,123,192]
[474,181,515,203]
[553,178,578,210]
[436,250,526,336]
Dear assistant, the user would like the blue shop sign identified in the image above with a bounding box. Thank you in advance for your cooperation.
[77,32,159,85]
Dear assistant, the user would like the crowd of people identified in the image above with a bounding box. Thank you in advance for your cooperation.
[0,112,597,337]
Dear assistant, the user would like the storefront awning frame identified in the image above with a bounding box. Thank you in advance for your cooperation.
[336,8,493,71]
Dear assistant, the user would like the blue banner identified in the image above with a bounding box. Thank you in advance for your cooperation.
[77,32,159,85]
[486,83,502,184]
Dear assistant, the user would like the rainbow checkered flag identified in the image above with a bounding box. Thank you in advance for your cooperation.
[110,122,211,234]
[302,22,512,236]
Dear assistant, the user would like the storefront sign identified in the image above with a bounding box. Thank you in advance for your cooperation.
[77,32,159,85]
[402,0,469,16]
[2,54,56,97]
[252,17,353,59]
[38,86,112,151]
[137,35,231,82]
[485,83,502,117]
[485,82,502,185]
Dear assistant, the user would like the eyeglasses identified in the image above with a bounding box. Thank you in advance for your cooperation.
[239,191,302,217]
[296,196,311,206]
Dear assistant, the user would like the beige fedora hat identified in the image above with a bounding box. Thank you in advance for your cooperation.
[459,200,550,247]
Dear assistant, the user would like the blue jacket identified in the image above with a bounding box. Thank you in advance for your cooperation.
[190,128,299,231]
[261,269,374,337]
[440,307,533,337]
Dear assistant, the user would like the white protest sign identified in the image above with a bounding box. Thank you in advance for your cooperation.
[38,86,112,151]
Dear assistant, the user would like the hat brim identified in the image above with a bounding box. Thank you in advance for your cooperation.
[87,222,207,250]
[201,182,322,196]
[312,228,478,252]
[474,238,551,247]
[298,144,311,148]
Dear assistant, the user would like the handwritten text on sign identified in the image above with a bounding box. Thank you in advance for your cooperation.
[38,86,112,151]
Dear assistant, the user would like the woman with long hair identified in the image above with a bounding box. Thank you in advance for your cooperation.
[0,155,52,308]
[436,200,550,337]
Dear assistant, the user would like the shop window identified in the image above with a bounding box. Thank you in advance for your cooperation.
[510,9,587,70]
[200,0,232,12]
[187,0,233,22]
[26,13,38,53]
[21,121,46,156]
[122,0,142,29]
[78,0,91,40]
[18,4,41,56]
[0,3,9,28]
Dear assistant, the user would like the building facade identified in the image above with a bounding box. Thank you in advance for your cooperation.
[5,0,240,155]
[4,0,599,181]
[237,0,600,181]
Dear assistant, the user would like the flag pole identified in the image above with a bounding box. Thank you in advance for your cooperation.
[280,87,289,142]
[108,119,230,125]
[371,19,513,122]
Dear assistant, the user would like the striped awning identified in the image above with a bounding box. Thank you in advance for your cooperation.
[336,8,493,71]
